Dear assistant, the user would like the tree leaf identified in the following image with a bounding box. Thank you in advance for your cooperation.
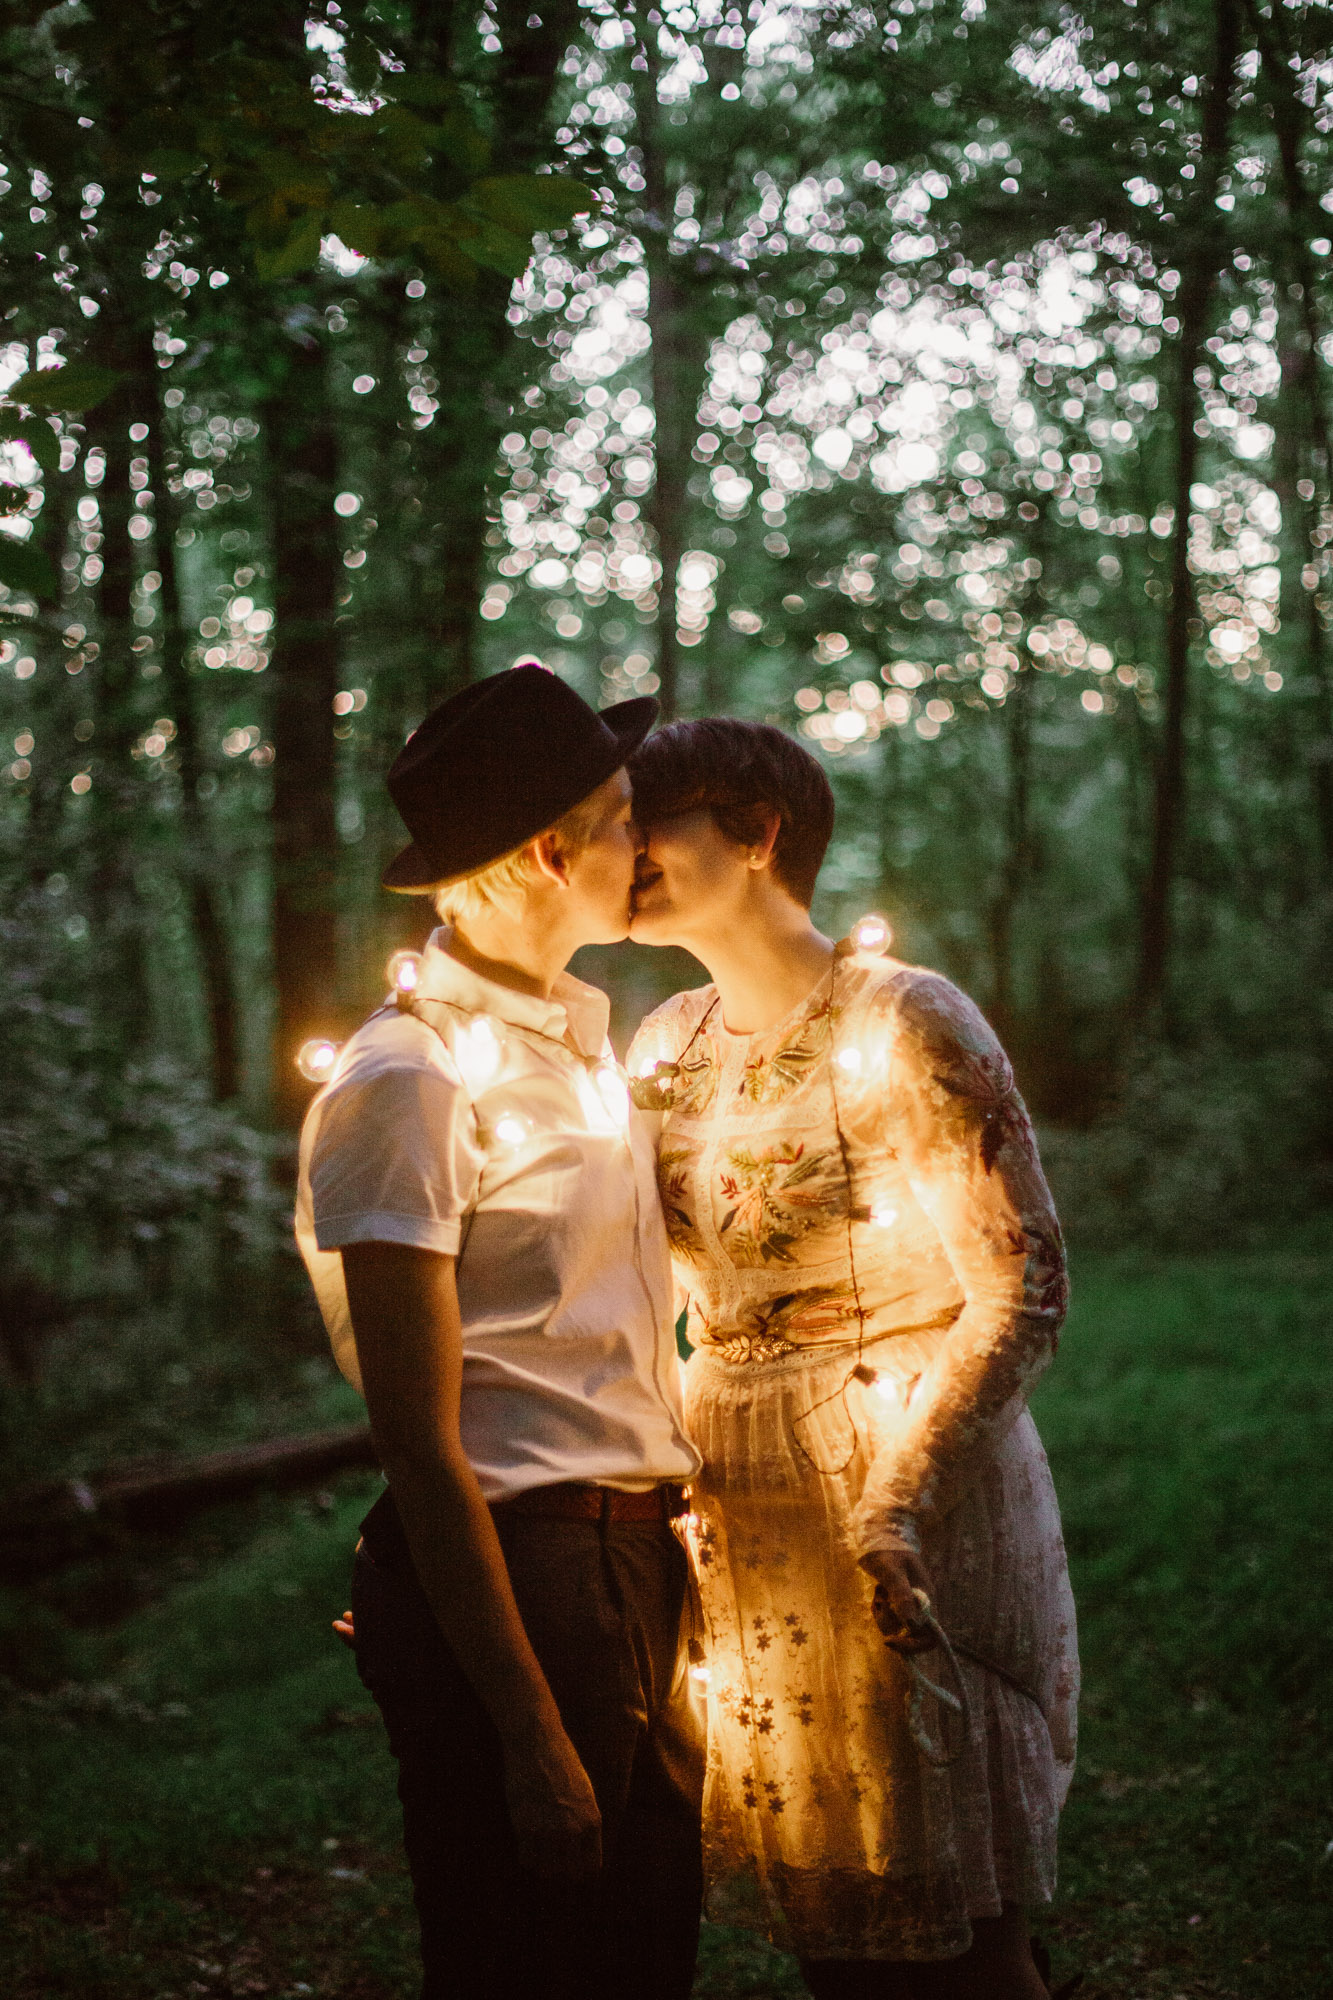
[0,539,56,599]
[342,31,384,94]
[431,107,491,173]
[469,175,591,236]
[328,201,384,257]
[144,148,204,182]
[0,414,60,474]
[454,224,533,280]
[383,72,456,110]
[253,216,325,280]
[8,365,122,413]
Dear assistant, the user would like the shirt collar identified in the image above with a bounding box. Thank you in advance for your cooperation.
[416,927,611,1060]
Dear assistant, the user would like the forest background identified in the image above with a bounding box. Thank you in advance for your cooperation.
[2,5,1332,1997]
[3,0,1333,1316]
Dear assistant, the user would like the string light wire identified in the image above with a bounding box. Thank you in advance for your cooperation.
[788,947,875,1479]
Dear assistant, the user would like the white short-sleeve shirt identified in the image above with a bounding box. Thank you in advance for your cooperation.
[295,930,700,1500]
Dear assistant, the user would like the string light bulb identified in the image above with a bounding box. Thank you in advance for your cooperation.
[455,1014,504,1093]
[835,1045,863,1076]
[869,1200,898,1229]
[592,1062,630,1131]
[851,1361,899,1408]
[492,1109,531,1151]
[296,1038,341,1083]
[850,912,892,955]
[386,949,423,1000]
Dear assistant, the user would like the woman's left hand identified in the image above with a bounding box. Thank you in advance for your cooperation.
[862,1542,938,1654]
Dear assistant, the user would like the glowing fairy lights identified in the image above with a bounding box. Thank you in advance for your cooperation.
[386,948,423,999]
[492,1109,532,1151]
[454,1014,505,1094]
[851,912,892,955]
[851,1360,901,1409]
[591,1061,631,1131]
[296,953,640,1168]
[296,1038,341,1083]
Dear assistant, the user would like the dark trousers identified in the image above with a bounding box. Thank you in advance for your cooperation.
[352,1492,704,2000]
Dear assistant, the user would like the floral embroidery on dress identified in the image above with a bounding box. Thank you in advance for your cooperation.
[1022,1222,1069,1329]
[738,996,832,1104]
[758,1283,860,1343]
[657,1145,705,1260]
[674,1037,719,1117]
[718,1140,838,1265]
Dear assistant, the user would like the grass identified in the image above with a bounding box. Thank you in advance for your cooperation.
[2,1242,1330,1998]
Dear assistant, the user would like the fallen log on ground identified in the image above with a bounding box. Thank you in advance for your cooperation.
[5,1423,380,1580]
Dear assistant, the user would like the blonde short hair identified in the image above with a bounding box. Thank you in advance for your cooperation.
[433,779,613,925]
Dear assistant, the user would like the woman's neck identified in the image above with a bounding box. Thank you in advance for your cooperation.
[689,901,834,1036]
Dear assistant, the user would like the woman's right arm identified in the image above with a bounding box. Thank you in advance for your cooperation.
[343,1241,602,1882]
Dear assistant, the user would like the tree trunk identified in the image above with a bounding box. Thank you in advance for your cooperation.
[85,316,151,1039]
[24,482,76,863]
[630,2,706,722]
[986,664,1034,1041]
[401,0,584,698]
[267,328,341,1127]
[1250,3,1333,869]
[144,356,242,1098]
[413,271,525,694]
[1136,0,1240,1009]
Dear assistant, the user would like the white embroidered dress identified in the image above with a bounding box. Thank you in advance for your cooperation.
[629,951,1078,1962]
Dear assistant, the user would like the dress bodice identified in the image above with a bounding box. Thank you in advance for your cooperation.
[629,952,1068,1546]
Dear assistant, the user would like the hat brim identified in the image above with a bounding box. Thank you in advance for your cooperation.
[382,694,659,893]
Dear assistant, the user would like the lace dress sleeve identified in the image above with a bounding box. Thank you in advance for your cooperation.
[852,970,1068,1562]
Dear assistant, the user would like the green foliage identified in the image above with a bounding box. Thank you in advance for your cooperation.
[7,365,124,413]
[0,0,1331,1282]
[0,366,120,603]
[0,539,55,598]
[1040,1039,1333,1249]
[0,890,284,1269]
[1,1248,1329,1994]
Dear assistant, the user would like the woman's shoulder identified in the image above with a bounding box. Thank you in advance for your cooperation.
[629,982,718,1063]
[851,958,1014,1096]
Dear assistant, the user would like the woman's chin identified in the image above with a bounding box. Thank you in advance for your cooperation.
[629,905,676,946]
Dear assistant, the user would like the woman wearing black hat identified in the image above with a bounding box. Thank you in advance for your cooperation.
[296,665,704,2000]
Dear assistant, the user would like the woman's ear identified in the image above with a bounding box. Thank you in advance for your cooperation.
[746,809,782,872]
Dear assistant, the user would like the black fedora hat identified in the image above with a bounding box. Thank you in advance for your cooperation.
[382,662,658,892]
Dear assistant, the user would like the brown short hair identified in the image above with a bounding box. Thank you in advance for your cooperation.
[629,719,834,907]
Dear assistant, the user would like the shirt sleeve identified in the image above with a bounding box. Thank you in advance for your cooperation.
[852,969,1069,1561]
[307,1058,484,1257]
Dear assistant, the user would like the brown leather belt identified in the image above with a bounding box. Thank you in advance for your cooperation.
[490,1480,687,1525]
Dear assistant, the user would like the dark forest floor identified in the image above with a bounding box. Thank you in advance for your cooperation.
[3,1242,1330,1998]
